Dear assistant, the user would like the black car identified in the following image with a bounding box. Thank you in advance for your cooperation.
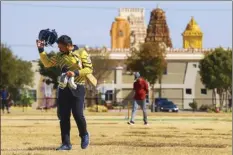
[160,101,179,112]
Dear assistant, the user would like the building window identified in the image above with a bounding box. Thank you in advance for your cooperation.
[105,90,113,101]
[186,89,192,95]
[201,89,207,95]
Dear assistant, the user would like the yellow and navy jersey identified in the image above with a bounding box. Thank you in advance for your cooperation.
[39,46,93,85]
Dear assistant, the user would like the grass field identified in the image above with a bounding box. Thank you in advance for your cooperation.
[1,107,232,155]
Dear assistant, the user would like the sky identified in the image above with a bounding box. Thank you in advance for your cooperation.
[1,1,232,61]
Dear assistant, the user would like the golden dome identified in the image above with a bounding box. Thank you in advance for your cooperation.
[183,17,203,36]
[115,16,127,21]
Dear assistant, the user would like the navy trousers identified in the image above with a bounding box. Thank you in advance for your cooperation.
[58,85,87,145]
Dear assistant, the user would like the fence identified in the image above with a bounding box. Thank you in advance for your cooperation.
[3,97,232,112]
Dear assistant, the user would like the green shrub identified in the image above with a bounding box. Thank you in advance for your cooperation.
[189,100,198,111]
[199,104,217,112]
[199,104,212,111]
[207,108,215,113]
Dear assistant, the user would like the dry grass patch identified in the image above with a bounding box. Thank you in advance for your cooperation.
[1,109,232,155]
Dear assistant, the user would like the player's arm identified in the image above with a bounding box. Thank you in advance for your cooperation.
[37,40,57,68]
[74,49,93,77]
[39,52,57,68]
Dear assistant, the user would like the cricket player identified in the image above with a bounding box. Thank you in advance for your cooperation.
[36,35,92,150]
[128,72,149,125]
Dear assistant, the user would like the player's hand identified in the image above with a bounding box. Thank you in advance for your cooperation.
[36,40,45,48]
[66,71,75,77]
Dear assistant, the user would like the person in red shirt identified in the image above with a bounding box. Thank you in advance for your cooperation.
[128,72,148,125]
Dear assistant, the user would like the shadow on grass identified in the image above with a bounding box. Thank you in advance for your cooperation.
[186,132,231,136]
[3,125,35,128]
[129,131,148,134]
[88,122,119,125]
[158,127,178,130]
[122,134,186,138]
[27,146,57,151]
[91,141,230,148]
[122,134,231,140]
[1,146,57,151]
[193,128,214,131]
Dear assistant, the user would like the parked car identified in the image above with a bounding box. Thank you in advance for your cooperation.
[160,101,179,112]
[155,98,168,106]
[152,98,168,112]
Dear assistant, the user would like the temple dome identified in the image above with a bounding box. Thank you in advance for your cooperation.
[183,16,203,36]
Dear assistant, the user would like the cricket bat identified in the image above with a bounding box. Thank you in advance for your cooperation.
[71,49,97,87]
[86,74,97,87]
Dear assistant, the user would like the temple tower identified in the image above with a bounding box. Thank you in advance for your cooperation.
[145,7,173,48]
[119,8,147,48]
[110,16,130,49]
[182,16,203,49]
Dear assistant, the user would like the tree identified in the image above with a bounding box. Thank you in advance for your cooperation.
[126,42,167,105]
[199,47,232,110]
[38,51,61,89]
[88,47,114,84]
[1,43,34,100]
[86,47,116,106]
[19,88,34,112]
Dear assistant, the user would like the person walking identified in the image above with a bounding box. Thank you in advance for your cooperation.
[1,86,10,114]
[128,72,149,125]
[37,34,93,150]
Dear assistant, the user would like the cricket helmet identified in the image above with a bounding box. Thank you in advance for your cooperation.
[38,29,58,46]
